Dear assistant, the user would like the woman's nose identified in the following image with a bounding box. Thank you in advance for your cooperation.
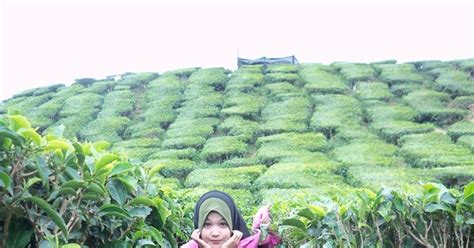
[211,227,220,236]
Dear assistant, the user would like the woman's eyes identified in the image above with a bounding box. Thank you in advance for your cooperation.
[219,222,228,227]
[204,222,228,228]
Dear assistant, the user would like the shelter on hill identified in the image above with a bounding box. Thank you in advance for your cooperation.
[237,55,298,68]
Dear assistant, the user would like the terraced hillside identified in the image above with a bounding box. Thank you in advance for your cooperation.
[2,59,474,210]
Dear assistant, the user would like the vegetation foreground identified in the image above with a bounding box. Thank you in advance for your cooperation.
[1,59,474,246]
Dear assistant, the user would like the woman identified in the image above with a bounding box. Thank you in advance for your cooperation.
[181,190,281,248]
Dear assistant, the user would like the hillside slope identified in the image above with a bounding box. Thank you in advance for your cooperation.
[2,59,474,207]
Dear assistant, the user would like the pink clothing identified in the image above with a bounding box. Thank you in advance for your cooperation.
[181,205,281,248]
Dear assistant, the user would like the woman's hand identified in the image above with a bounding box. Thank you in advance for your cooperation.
[221,230,243,248]
[190,229,211,248]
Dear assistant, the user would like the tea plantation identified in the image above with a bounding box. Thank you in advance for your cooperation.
[1,59,473,247]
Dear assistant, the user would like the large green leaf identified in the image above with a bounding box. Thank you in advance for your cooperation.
[5,218,33,248]
[8,115,31,131]
[110,162,135,177]
[0,171,11,189]
[463,182,474,203]
[0,126,24,146]
[99,204,131,219]
[95,153,119,174]
[100,240,132,248]
[282,218,307,231]
[107,179,127,206]
[22,196,68,239]
[34,156,50,187]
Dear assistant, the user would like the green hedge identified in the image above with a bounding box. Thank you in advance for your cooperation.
[117,72,157,88]
[188,67,229,87]
[185,165,266,189]
[332,62,376,83]
[161,136,207,149]
[265,64,298,73]
[374,63,425,85]
[221,92,263,119]
[114,138,160,148]
[390,83,423,97]
[302,70,348,94]
[457,135,474,152]
[265,72,300,84]
[310,94,362,137]
[332,140,398,167]
[371,120,434,143]
[144,159,197,180]
[354,82,391,101]
[200,136,249,162]
[218,115,259,142]
[366,104,418,122]
[399,132,474,168]
[149,148,198,160]
[256,132,328,152]
[447,121,474,141]
[255,161,343,189]
[435,70,474,96]
[226,72,264,92]
[403,90,467,125]
[451,95,474,109]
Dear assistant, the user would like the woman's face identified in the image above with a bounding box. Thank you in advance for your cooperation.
[200,211,232,248]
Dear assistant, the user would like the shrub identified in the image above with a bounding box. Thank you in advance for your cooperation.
[265,72,299,84]
[162,67,199,78]
[200,136,249,162]
[447,121,474,141]
[226,73,264,92]
[59,93,102,117]
[0,115,193,247]
[365,104,418,122]
[374,63,425,85]
[265,64,298,73]
[371,120,434,143]
[116,147,157,161]
[457,135,474,152]
[161,136,207,149]
[118,72,157,88]
[281,182,474,247]
[218,115,259,142]
[390,83,423,97]
[114,138,160,148]
[399,132,474,168]
[221,92,263,119]
[81,116,130,142]
[435,70,474,96]
[403,90,467,125]
[255,162,343,189]
[188,67,229,88]
[185,165,266,189]
[149,148,197,160]
[333,62,376,83]
[451,95,474,109]
[332,140,398,167]
[256,132,328,152]
[331,127,380,146]
[354,82,391,101]
[125,122,164,139]
[302,70,348,94]
[456,58,474,71]
[310,94,362,138]
[144,159,196,180]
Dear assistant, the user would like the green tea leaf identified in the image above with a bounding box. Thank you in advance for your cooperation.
[22,196,68,239]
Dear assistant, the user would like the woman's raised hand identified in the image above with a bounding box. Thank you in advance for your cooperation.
[190,229,211,248]
[221,230,243,248]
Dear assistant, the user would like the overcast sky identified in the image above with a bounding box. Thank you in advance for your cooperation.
[1,0,473,101]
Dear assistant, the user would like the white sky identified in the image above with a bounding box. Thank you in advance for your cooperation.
[1,0,473,101]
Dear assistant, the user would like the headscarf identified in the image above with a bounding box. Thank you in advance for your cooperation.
[193,190,251,238]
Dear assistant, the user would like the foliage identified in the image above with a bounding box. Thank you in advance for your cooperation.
[280,182,474,247]
[447,121,474,141]
[399,132,474,168]
[374,63,425,85]
[0,115,193,247]
[403,90,468,126]
[200,136,249,163]
[185,165,266,189]
[354,82,391,101]
[332,62,376,83]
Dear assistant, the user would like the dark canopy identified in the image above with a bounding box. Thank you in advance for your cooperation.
[237,55,298,68]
